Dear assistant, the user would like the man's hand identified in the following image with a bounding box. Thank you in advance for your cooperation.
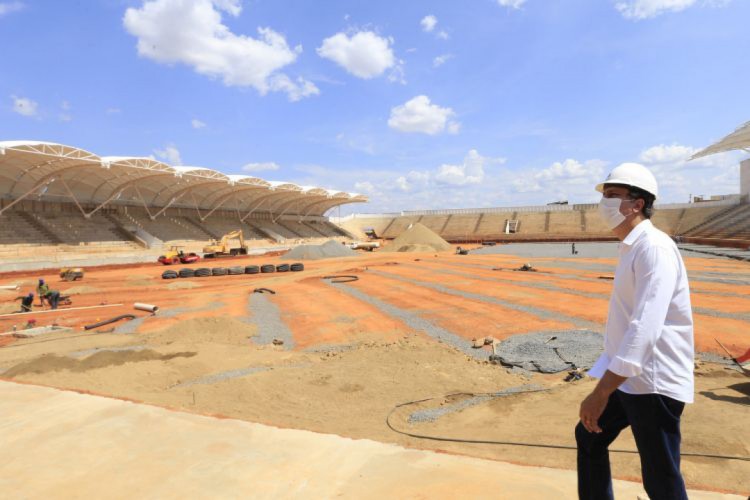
[578,370,628,433]
[579,390,609,433]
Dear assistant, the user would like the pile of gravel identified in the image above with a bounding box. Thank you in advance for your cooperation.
[282,240,356,260]
[490,330,603,373]
[382,223,451,253]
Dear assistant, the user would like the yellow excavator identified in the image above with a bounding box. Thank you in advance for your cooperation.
[202,230,248,258]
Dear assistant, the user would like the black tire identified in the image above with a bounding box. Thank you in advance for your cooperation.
[290,263,304,272]
[179,268,195,278]
[275,263,290,272]
[260,264,275,273]
[195,267,211,278]
[228,266,244,275]
[161,270,178,279]
[245,265,260,274]
[212,267,228,276]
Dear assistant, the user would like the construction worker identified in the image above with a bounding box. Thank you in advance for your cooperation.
[14,292,34,312]
[43,289,61,310]
[36,279,49,307]
[576,163,693,500]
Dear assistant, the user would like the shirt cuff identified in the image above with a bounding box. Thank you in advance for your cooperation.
[587,354,610,379]
[607,355,642,378]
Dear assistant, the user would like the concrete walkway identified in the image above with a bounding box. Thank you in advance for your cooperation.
[0,381,741,499]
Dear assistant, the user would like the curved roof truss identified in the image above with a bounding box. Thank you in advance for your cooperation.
[0,141,367,218]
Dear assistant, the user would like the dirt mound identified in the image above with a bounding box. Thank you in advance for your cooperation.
[282,240,357,260]
[382,223,451,253]
[64,285,102,295]
[3,349,196,377]
[165,281,202,290]
[143,316,257,345]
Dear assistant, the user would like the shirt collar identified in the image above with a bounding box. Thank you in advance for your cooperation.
[622,219,652,246]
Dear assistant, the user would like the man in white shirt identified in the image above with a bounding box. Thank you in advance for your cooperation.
[576,163,694,500]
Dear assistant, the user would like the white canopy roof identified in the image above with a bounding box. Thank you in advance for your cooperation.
[0,141,367,218]
[691,120,750,159]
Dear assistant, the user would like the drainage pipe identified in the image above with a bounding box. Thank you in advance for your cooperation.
[134,303,159,313]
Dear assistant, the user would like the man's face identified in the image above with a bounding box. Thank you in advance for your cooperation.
[602,186,643,218]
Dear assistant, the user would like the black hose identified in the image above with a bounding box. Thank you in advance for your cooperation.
[386,390,750,462]
[83,314,136,331]
[322,275,359,283]
[253,288,276,294]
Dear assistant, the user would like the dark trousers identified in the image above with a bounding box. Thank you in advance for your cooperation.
[575,390,687,500]
[48,291,60,310]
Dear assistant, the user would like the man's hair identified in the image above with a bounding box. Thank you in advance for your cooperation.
[604,183,655,219]
[627,186,655,219]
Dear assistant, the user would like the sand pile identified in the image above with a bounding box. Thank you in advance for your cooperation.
[282,240,356,260]
[382,223,451,253]
[143,317,257,345]
[3,350,196,377]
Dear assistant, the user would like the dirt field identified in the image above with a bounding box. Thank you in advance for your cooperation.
[0,248,748,495]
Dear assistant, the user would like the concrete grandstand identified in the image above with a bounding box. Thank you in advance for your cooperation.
[337,159,750,249]
[0,141,366,270]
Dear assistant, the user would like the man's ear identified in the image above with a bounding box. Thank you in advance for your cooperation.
[633,198,645,214]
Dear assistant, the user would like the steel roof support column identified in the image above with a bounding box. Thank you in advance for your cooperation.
[150,192,186,219]
[133,185,156,220]
[0,177,57,216]
[60,178,89,218]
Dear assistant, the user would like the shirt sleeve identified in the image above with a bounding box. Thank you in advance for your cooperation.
[607,243,679,378]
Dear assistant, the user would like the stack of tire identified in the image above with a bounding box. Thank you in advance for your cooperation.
[162,262,304,279]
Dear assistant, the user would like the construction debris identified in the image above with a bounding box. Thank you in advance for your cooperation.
[84,314,136,331]
[134,303,159,313]
[321,275,359,283]
[490,330,603,373]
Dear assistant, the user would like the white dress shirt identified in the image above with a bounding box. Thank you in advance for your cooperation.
[588,219,695,403]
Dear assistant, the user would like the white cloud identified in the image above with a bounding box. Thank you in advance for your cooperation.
[242,161,280,173]
[123,0,317,101]
[0,1,24,17]
[436,30,449,40]
[11,95,38,117]
[154,144,182,165]
[497,0,527,9]
[513,159,607,201]
[435,149,504,186]
[106,107,121,114]
[317,30,395,79]
[59,100,72,122]
[354,181,376,194]
[637,143,742,200]
[615,0,697,19]
[388,95,460,135]
[433,54,452,67]
[191,118,206,129]
[420,15,437,32]
[395,176,410,192]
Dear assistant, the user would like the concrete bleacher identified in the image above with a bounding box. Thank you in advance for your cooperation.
[0,211,55,246]
[32,213,140,250]
[441,214,482,240]
[682,204,750,242]
[335,201,744,245]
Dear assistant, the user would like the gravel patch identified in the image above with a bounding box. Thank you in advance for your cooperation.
[407,384,546,424]
[490,330,604,373]
[246,293,294,349]
[322,279,489,361]
[370,269,602,330]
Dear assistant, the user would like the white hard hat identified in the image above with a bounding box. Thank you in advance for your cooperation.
[595,162,658,199]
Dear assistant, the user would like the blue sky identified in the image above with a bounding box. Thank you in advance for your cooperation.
[1,0,749,215]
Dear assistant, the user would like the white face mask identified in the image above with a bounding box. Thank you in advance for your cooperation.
[598,197,626,229]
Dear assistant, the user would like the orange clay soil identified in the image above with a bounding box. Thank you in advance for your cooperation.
[0,249,748,495]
